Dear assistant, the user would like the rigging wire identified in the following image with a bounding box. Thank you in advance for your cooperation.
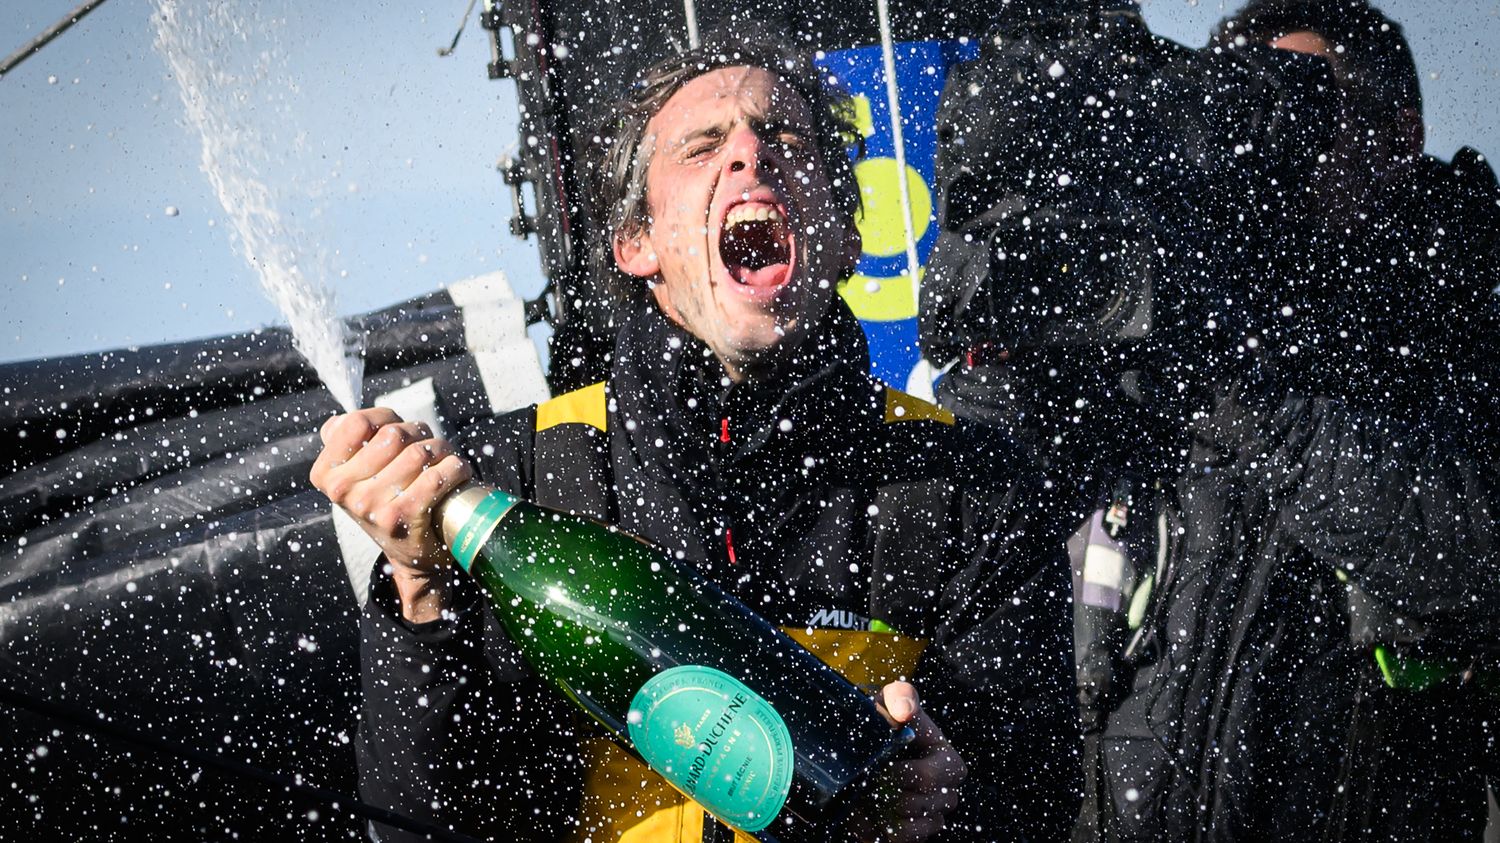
[874,0,922,303]
[438,0,482,57]
[683,0,701,49]
[1,0,114,79]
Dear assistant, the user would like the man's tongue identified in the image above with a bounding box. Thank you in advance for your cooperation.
[729,261,791,288]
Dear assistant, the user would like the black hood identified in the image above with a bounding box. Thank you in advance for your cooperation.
[610,298,873,477]
[605,298,884,568]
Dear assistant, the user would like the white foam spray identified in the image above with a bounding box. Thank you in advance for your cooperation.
[152,0,364,411]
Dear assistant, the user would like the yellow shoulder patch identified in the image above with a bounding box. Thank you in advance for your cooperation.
[780,626,929,690]
[536,381,607,433]
[883,387,954,425]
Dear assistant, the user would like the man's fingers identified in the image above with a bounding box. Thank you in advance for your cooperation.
[369,453,473,543]
[307,409,470,585]
[374,438,456,496]
[318,408,401,447]
[860,681,968,843]
[879,685,962,769]
[877,683,954,764]
[363,454,472,560]
[329,421,434,502]
[884,749,968,792]
[317,413,343,444]
[311,408,403,490]
[397,454,474,521]
[876,681,920,727]
[890,786,961,819]
[347,438,454,521]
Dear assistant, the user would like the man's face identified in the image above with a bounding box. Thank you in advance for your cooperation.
[613,66,859,379]
[1269,30,1421,225]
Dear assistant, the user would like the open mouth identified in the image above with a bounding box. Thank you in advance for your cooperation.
[719,202,793,289]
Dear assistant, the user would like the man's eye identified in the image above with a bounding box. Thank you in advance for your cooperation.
[778,133,808,153]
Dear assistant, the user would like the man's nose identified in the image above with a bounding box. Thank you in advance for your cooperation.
[725,127,772,176]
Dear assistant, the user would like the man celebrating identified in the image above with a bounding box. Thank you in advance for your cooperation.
[312,37,1078,843]
[917,2,1500,840]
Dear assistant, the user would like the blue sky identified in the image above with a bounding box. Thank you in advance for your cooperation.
[3,0,1497,365]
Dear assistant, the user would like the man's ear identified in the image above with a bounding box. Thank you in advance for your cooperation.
[614,228,660,279]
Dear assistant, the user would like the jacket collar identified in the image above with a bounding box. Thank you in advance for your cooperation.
[609,299,878,486]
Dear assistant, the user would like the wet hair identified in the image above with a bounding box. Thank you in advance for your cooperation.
[1213,0,1422,120]
[590,32,863,302]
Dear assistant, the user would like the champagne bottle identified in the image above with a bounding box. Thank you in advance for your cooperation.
[438,483,907,841]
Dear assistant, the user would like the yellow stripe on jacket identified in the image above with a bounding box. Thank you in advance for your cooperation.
[536,381,607,432]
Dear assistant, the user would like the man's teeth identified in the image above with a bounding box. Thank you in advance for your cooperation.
[725,206,784,227]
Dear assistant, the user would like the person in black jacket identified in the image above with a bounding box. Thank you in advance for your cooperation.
[312,36,1080,843]
[920,2,1500,840]
[1210,0,1500,456]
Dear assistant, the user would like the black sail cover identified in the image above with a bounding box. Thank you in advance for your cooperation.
[0,290,528,840]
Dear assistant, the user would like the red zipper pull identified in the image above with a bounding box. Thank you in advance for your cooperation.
[720,417,730,443]
[725,528,737,566]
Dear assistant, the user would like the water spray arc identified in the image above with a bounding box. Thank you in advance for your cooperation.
[152,0,365,412]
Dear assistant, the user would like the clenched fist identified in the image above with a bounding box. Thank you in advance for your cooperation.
[309,408,473,622]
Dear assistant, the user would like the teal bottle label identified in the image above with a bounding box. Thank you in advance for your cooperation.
[628,665,794,833]
[448,489,518,571]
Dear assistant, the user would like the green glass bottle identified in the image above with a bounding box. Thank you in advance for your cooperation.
[439,483,907,841]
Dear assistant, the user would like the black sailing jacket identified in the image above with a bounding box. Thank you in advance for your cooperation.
[1089,385,1500,842]
[356,301,1082,843]
[938,357,1500,841]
